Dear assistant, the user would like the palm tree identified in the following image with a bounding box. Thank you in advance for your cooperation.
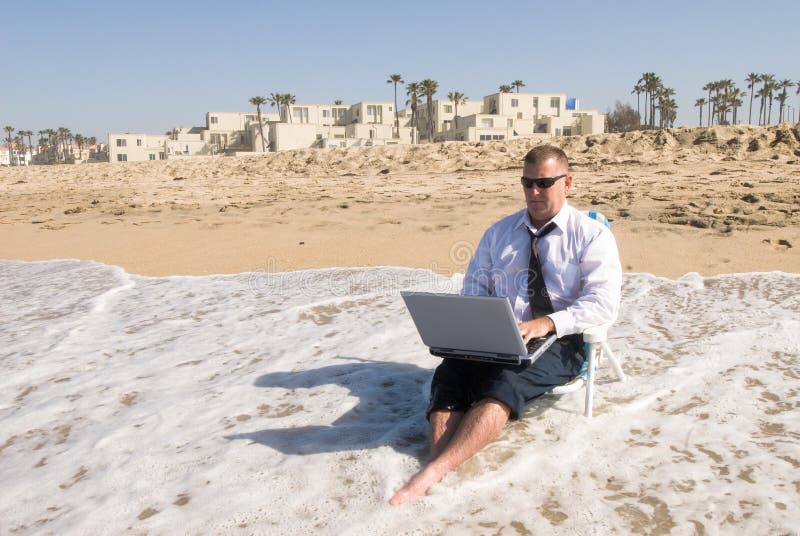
[17,130,33,158]
[657,87,675,128]
[648,75,663,129]
[756,83,770,126]
[283,94,296,123]
[511,80,525,93]
[406,82,422,144]
[58,127,72,161]
[695,98,707,126]
[447,91,466,129]
[632,82,645,127]
[702,81,715,127]
[716,101,731,126]
[386,74,403,138]
[663,98,678,128]
[4,126,15,165]
[643,73,662,129]
[796,81,800,122]
[73,134,84,160]
[45,129,57,159]
[333,99,343,105]
[268,93,283,121]
[759,74,775,125]
[776,79,792,123]
[498,84,512,93]
[249,96,268,152]
[37,130,47,156]
[745,73,759,124]
[420,79,438,141]
[14,135,24,163]
[729,88,745,125]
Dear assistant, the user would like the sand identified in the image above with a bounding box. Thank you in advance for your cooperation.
[1,124,799,278]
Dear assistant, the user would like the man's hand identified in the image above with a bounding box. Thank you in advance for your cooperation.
[518,316,556,344]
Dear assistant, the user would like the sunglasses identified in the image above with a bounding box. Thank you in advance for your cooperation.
[520,174,567,189]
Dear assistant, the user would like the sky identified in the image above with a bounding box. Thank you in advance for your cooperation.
[2,0,798,141]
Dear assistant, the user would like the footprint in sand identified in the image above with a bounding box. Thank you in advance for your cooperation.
[762,238,792,250]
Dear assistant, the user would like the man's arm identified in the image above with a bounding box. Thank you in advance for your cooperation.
[461,229,494,296]
[548,228,622,337]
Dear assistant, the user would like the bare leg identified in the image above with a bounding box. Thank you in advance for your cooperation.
[389,398,510,506]
[429,410,464,459]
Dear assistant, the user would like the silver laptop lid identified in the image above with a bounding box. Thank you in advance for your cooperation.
[401,292,528,357]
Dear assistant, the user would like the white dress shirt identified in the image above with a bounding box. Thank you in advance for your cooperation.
[462,202,622,337]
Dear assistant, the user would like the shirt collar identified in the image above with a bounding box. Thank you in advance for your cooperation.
[517,201,570,234]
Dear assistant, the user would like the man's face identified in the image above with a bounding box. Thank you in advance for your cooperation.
[522,158,572,226]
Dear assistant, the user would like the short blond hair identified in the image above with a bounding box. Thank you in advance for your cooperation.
[523,145,569,168]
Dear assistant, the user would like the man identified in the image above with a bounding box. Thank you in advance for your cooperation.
[390,145,621,505]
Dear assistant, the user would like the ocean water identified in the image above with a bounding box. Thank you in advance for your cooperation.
[0,260,798,535]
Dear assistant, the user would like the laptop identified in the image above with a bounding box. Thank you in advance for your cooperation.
[401,291,557,366]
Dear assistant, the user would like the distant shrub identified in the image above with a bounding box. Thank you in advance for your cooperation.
[606,101,641,133]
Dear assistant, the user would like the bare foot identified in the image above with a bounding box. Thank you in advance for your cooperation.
[389,465,445,506]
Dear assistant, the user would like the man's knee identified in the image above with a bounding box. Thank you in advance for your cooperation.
[473,397,512,418]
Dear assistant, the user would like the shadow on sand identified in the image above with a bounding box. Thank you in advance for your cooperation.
[225,357,433,457]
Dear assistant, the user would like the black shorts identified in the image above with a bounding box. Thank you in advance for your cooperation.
[427,336,584,420]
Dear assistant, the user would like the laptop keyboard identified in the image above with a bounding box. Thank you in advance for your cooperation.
[526,337,550,353]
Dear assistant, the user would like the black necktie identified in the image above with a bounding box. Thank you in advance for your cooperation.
[527,222,557,318]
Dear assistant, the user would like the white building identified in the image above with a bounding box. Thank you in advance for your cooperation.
[0,145,31,166]
[107,90,606,162]
[414,91,606,143]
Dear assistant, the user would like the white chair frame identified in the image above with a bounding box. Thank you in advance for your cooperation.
[548,324,626,417]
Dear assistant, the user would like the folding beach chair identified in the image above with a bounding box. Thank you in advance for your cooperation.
[547,210,626,417]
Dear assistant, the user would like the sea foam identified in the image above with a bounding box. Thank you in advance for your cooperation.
[0,260,798,534]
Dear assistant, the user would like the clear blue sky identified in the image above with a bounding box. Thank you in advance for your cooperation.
[2,0,797,141]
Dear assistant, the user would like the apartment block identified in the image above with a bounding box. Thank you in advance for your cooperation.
[434,91,605,142]
[107,88,604,162]
[108,133,168,162]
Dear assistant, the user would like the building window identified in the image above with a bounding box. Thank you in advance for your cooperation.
[555,128,562,136]
[492,135,505,140]
[443,105,453,113]
[322,109,329,118]
[334,134,344,139]
[149,154,156,160]
[246,115,255,121]
[137,139,142,146]
[481,118,493,128]
[316,134,323,140]
[550,97,560,108]
[159,152,165,160]
[517,113,523,119]
[479,134,490,141]
[116,139,126,147]
[443,120,452,130]
[532,97,539,107]
[507,119,513,127]
[210,116,218,124]
[511,99,519,107]
[117,154,127,161]
[293,107,309,123]
[563,127,572,136]
[366,105,382,122]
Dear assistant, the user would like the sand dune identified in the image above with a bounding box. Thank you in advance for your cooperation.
[1,125,798,277]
